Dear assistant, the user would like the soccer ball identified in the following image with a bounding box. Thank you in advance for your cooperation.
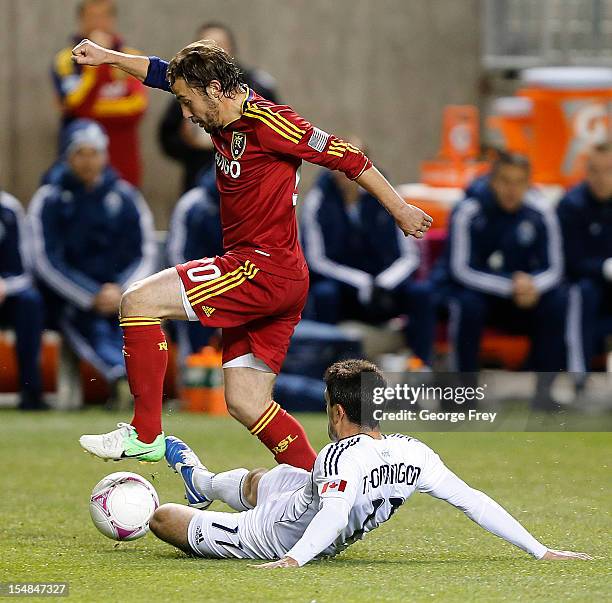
[89,472,159,541]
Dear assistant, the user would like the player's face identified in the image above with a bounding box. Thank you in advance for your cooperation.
[79,1,116,36]
[586,151,612,201]
[173,78,222,134]
[490,165,530,213]
[68,146,106,187]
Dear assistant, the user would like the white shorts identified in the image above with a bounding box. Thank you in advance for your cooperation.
[187,465,310,559]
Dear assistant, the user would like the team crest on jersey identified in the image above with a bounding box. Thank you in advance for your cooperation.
[231,131,247,160]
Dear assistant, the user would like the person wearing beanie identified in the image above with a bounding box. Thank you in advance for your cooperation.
[51,0,148,186]
[29,119,157,407]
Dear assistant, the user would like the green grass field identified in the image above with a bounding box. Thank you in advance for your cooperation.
[1,409,610,602]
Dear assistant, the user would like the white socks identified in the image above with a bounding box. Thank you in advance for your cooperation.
[192,467,253,511]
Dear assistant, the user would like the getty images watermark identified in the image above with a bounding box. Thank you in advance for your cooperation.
[361,372,612,432]
[372,382,496,424]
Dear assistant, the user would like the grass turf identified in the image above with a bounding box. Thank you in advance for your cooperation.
[0,409,610,602]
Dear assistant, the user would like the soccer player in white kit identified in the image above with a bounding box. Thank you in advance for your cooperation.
[150,360,591,567]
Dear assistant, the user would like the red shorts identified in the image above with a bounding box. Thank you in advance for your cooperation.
[175,255,309,374]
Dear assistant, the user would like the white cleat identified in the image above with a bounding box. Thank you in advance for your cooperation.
[79,423,166,463]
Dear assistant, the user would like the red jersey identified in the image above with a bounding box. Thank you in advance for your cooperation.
[209,88,372,280]
[53,38,148,187]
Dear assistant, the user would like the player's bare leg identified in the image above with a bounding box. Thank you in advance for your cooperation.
[223,368,275,425]
[79,268,188,462]
[120,267,188,319]
[224,367,316,470]
[149,503,196,552]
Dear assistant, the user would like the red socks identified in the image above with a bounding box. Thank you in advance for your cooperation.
[120,317,167,443]
[249,401,317,471]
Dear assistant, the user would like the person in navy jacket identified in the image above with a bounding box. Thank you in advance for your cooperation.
[446,153,566,377]
[300,162,434,366]
[166,167,222,355]
[29,120,156,399]
[557,142,612,374]
[0,189,46,410]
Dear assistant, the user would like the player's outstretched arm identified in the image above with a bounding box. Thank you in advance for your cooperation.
[251,497,351,569]
[72,39,150,82]
[425,467,592,560]
[355,167,433,239]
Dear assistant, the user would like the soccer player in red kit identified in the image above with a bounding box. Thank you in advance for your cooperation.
[74,39,432,469]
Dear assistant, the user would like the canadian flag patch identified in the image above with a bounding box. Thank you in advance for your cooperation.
[321,480,347,493]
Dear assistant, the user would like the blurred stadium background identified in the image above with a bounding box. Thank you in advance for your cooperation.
[0,0,611,413]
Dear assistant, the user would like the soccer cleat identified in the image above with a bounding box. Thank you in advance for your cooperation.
[165,436,212,509]
[79,423,165,463]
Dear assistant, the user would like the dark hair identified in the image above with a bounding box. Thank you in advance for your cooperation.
[77,0,116,17]
[491,151,531,177]
[167,40,243,97]
[324,359,387,430]
[197,21,237,55]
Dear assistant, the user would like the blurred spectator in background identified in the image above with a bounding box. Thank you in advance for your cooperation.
[445,153,566,401]
[158,21,279,193]
[166,168,222,356]
[0,190,46,410]
[51,0,148,187]
[28,120,156,406]
[300,141,434,366]
[557,142,612,374]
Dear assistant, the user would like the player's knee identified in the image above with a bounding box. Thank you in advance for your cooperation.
[224,373,275,425]
[224,389,258,424]
[243,468,267,507]
[120,280,156,318]
[149,504,174,538]
[224,395,245,421]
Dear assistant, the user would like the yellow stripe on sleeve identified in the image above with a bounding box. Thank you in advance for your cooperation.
[247,103,305,139]
[243,108,301,144]
[260,106,306,135]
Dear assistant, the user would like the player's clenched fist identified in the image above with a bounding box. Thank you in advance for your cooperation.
[395,203,433,239]
[72,39,110,66]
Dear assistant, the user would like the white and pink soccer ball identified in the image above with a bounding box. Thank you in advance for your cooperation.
[89,472,159,541]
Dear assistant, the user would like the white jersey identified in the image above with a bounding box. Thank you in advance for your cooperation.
[237,433,447,561]
[187,433,547,564]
